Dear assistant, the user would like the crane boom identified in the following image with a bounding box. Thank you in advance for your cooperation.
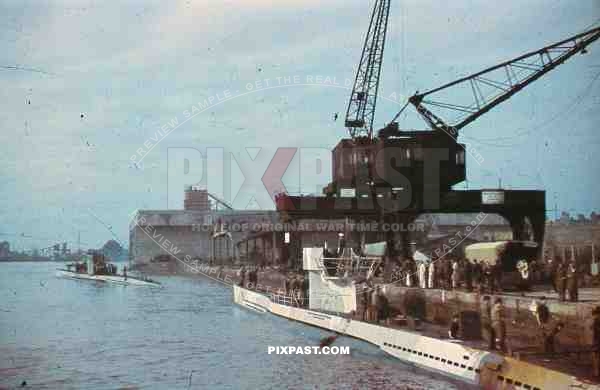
[344,0,391,140]
[406,26,600,136]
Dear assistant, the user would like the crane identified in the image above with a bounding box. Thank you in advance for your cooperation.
[329,3,600,203]
[344,0,391,140]
[391,26,600,138]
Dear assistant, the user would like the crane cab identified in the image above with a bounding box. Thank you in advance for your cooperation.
[328,123,466,208]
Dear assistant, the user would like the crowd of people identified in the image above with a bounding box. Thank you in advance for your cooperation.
[358,284,391,325]
[386,255,585,302]
[283,273,309,307]
[238,265,259,289]
[389,257,503,293]
[549,258,580,302]
[238,264,310,308]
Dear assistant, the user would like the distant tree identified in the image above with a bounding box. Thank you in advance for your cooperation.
[101,239,125,261]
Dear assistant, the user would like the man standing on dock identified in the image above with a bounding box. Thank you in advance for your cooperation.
[482,296,493,349]
[418,262,427,289]
[472,260,482,292]
[449,314,460,339]
[555,261,567,302]
[590,306,600,378]
[534,296,550,327]
[482,263,491,293]
[451,259,459,289]
[549,259,558,292]
[428,261,435,289]
[444,258,452,290]
[491,297,507,352]
[239,265,246,287]
[566,260,578,302]
[491,263,502,293]
[464,260,473,292]
[542,322,564,354]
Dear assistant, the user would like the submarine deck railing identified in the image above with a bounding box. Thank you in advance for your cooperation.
[270,292,309,308]
[319,255,382,279]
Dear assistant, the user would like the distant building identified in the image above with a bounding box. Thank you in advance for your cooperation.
[184,186,210,211]
[0,241,9,257]
[551,210,600,225]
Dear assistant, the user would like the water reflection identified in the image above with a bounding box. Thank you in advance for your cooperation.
[1,263,469,389]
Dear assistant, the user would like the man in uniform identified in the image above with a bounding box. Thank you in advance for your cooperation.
[492,263,502,293]
[291,276,301,306]
[369,286,379,323]
[428,261,435,289]
[542,322,564,354]
[549,258,558,292]
[359,283,369,321]
[449,314,460,339]
[301,274,309,307]
[250,267,256,287]
[566,260,578,302]
[535,296,550,327]
[491,297,507,352]
[418,262,427,289]
[555,260,567,302]
[377,286,390,325]
[451,259,460,290]
[481,264,490,293]
[472,260,482,292]
[284,273,290,296]
[464,259,473,292]
[239,265,246,287]
[482,296,494,349]
[590,306,600,378]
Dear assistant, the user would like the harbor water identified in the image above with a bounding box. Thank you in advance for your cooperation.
[0,262,469,389]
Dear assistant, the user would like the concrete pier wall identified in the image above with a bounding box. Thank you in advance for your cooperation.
[383,286,597,352]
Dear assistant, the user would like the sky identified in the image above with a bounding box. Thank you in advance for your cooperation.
[1,0,599,251]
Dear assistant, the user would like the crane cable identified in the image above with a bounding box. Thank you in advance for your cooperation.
[460,19,600,145]
[461,70,600,147]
